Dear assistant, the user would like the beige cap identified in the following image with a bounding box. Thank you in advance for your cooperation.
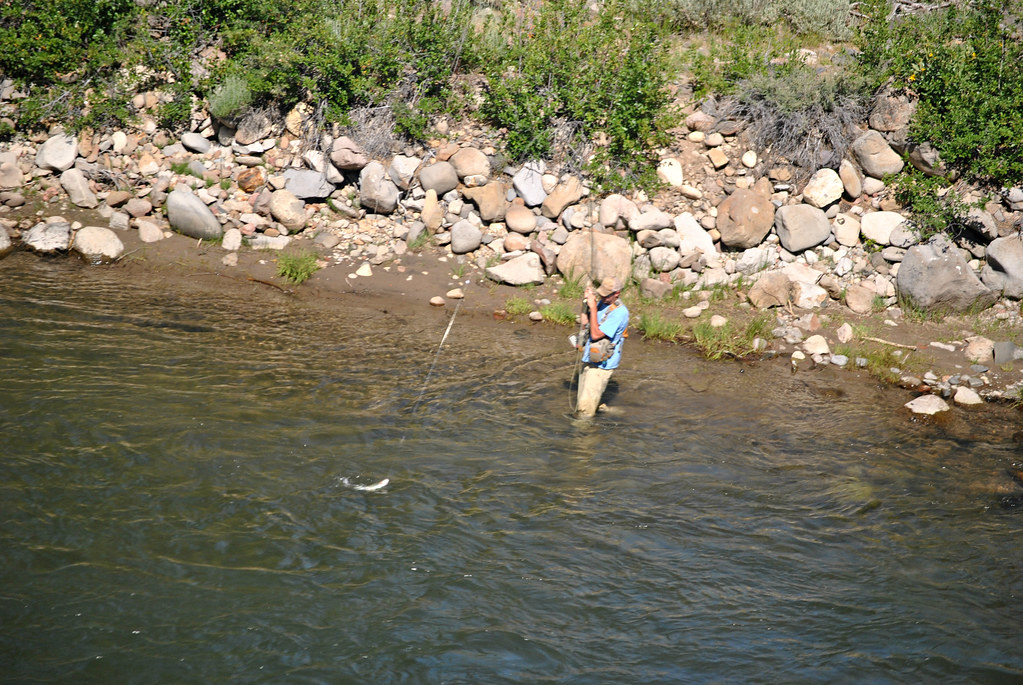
[596,277,621,297]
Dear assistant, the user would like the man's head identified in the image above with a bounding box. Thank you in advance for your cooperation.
[596,277,622,301]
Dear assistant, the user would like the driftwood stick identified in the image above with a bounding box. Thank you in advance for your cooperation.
[861,336,919,350]
[247,276,291,293]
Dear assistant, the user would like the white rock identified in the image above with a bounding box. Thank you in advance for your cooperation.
[222,227,242,251]
[35,134,78,172]
[741,151,757,168]
[861,211,906,245]
[904,395,950,415]
[836,322,853,344]
[803,334,830,355]
[802,168,844,208]
[656,158,684,187]
[356,263,373,277]
[953,386,983,405]
[71,226,124,262]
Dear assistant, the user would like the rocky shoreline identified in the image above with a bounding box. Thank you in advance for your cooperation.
[1,95,1022,416]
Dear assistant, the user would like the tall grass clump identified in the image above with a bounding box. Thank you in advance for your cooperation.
[692,313,772,360]
[636,311,684,342]
[276,250,320,285]
[855,0,1023,187]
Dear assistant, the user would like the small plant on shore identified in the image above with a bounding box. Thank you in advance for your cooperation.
[504,296,532,317]
[276,250,320,285]
[558,272,585,301]
[451,261,467,279]
[540,301,577,326]
[407,230,432,252]
[170,161,203,179]
[636,311,684,342]
[692,313,772,360]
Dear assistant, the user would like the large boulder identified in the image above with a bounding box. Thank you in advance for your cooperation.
[649,246,681,272]
[980,233,1023,298]
[774,204,830,253]
[556,230,631,284]
[716,188,774,249]
[802,168,844,208]
[267,189,307,230]
[71,226,124,262]
[59,168,98,208]
[284,169,334,200]
[387,155,421,190]
[838,159,862,199]
[462,181,509,222]
[166,187,223,239]
[512,161,546,207]
[486,252,546,286]
[419,161,459,195]
[330,136,369,170]
[505,204,537,234]
[23,221,71,254]
[675,213,717,260]
[629,208,674,232]
[748,272,791,308]
[896,234,997,312]
[851,130,904,178]
[450,219,482,254]
[0,157,24,189]
[35,134,78,172]
[599,193,639,228]
[541,176,584,219]
[869,93,916,133]
[358,162,399,214]
[449,147,490,179]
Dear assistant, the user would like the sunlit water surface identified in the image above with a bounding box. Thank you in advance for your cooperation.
[1,254,1021,684]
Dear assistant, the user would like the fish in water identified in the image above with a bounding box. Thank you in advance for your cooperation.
[340,476,389,491]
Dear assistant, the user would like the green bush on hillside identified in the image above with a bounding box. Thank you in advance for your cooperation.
[856,0,1023,186]
[480,0,675,190]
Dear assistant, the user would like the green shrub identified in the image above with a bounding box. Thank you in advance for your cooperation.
[636,311,684,341]
[276,250,321,285]
[208,75,252,123]
[540,301,577,326]
[0,0,139,84]
[479,0,675,191]
[855,0,1023,186]
[891,168,974,241]
[504,296,533,317]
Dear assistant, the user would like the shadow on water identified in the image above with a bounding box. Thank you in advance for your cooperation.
[2,252,1022,683]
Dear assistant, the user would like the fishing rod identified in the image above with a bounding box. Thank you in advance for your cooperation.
[400,295,463,443]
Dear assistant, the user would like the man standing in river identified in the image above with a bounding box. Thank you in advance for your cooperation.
[576,276,629,417]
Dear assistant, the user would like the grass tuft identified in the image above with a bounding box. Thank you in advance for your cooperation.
[276,250,320,285]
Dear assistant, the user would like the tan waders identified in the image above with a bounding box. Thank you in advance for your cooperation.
[576,365,614,417]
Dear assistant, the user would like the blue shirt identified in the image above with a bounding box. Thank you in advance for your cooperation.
[582,299,629,369]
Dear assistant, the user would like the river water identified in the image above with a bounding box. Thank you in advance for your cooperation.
[2,253,1021,683]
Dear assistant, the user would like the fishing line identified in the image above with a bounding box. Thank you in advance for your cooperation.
[400,296,463,443]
